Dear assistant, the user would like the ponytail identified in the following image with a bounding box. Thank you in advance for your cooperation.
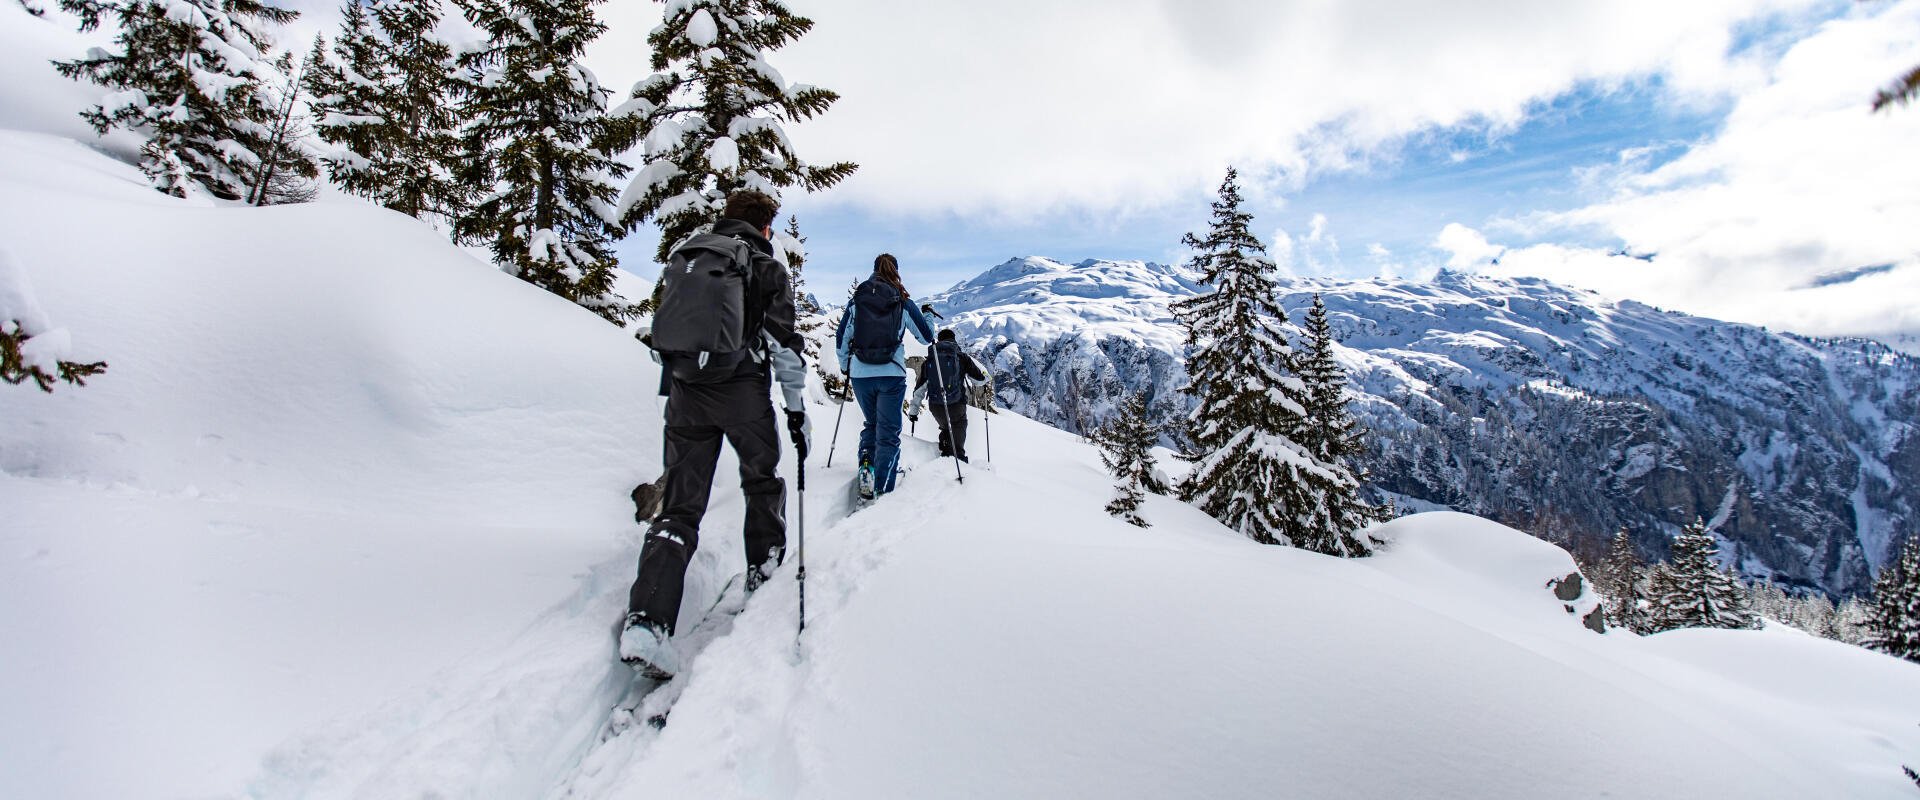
[874,253,909,298]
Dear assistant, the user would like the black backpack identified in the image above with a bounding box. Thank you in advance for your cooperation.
[848,279,904,365]
[652,233,758,383]
[926,340,968,405]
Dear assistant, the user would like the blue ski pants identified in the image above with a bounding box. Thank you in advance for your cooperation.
[852,375,906,494]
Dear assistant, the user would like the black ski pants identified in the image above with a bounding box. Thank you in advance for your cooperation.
[930,401,969,461]
[628,372,786,634]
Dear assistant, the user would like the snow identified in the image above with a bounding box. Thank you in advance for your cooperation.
[0,247,54,337]
[5,17,1920,800]
[685,8,718,48]
[643,117,686,157]
[707,135,739,172]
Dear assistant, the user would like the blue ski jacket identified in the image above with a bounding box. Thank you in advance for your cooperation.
[836,278,934,380]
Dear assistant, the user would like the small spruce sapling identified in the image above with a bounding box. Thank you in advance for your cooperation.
[1096,390,1165,528]
[782,216,826,362]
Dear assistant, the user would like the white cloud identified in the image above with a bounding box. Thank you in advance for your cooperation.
[1469,1,1920,346]
[1269,227,1297,278]
[584,0,1828,218]
[1435,223,1504,270]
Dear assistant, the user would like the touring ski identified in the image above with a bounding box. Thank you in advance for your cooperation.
[603,572,749,738]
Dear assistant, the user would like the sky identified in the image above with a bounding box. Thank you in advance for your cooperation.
[277,0,1920,347]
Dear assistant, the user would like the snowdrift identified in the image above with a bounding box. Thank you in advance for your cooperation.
[5,13,1920,796]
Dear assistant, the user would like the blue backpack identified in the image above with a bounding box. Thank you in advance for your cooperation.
[926,340,968,405]
[849,279,904,365]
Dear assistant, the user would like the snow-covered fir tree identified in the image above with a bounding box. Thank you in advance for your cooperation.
[1170,168,1370,556]
[451,0,639,324]
[307,0,468,220]
[782,215,826,360]
[246,51,320,206]
[1095,389,1165,528]
[1645,520,1759,632]
[616,0,857,267]
[1864,534,1920,663]
[1296,293,1389,535]
[1590,527,1651,633]
[54,0,300,199]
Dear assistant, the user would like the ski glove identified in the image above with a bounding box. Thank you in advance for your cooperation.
[785,409,811,460]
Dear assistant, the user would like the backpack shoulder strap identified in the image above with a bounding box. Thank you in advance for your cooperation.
[728,237,768,357]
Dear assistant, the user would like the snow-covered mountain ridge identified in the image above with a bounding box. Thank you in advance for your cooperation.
[925,256,1920,597]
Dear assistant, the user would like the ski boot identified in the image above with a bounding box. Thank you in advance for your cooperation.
[857,459,876,501]
[619,613,680,679]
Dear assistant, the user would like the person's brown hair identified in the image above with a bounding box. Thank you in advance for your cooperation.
[874,253,908,298]
[722,190,779,231]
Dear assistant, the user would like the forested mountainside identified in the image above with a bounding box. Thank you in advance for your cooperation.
[924,257,1920,597]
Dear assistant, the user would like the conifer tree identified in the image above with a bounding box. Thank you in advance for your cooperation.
[782,215,827,359]
[1645,520,1759,632]
[1171,168,1370,555]
[1096,390,1165,528]
[307,0,467,220]
[618,0,857,266]
[1864,534,1920,664]
[451,0,638,324]
[1594,528,1651,633]
[1297,293,1390,535]
[55,0,300,199]
[246,51,319,206]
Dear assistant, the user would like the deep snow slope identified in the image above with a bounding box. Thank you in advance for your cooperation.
[0,125,667,796]
[925,256,1920,597]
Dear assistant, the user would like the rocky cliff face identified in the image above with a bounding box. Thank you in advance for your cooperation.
[924,257,1919,597]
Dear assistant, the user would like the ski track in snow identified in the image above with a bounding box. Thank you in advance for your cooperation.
[239,422,961,799]
[552,434,961,799]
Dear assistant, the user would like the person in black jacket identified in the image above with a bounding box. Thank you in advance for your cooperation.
[621,190,811,679]
[907,328,987,462]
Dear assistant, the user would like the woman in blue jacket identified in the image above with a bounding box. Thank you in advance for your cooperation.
[837,253,935,498]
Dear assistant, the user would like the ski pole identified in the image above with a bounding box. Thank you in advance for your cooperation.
[984,394,993,465]
[796,450,806,638]
[928,344,964,484]
[825,398,847,467]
